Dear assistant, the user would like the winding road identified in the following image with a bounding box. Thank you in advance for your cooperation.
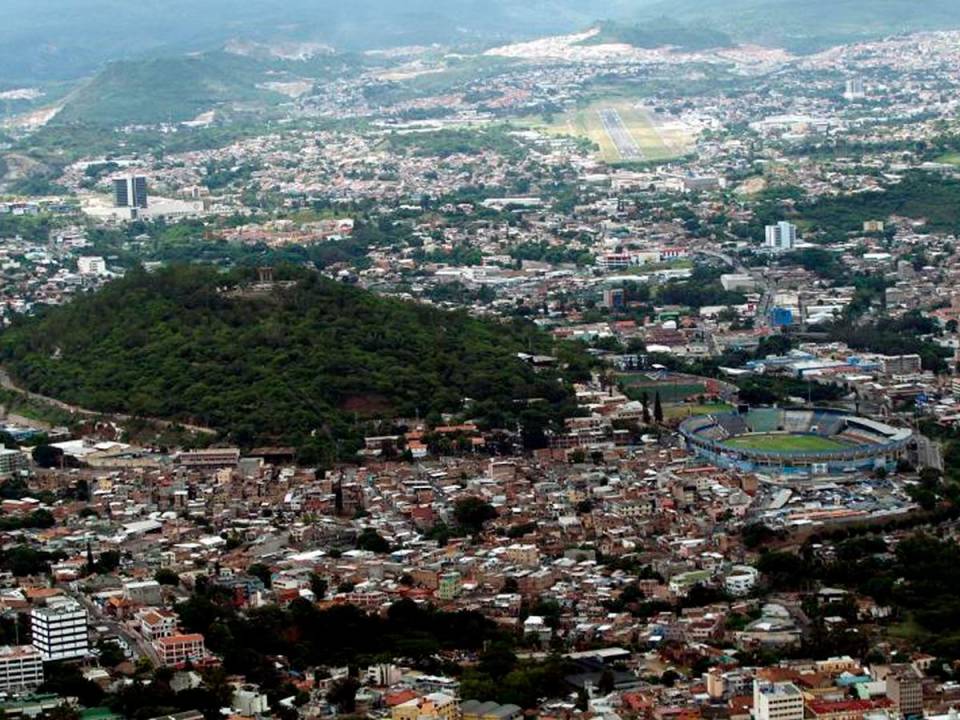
[0,369,217,436]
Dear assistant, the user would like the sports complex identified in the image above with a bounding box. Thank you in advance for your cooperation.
[679,407,913,476]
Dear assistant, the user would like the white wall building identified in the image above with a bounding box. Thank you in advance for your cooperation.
[77,256,108,276]
[765,222,797,253]
[0,645,44,691]
[753,681,804,720]
[725,565,760,597]
[30,600,89,662]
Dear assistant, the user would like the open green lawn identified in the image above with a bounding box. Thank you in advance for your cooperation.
[623,382,706,404]
[666,402,734,420]
[936,153,960,166]
[721,434,852,453]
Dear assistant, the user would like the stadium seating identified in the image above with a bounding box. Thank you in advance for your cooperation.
[746,408,781,433]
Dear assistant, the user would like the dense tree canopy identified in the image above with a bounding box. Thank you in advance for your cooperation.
[0,266,589,461]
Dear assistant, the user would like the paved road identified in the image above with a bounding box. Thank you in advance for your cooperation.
[598,108,643,161]
[0,369,217,436]
[692,248,748,276]
[81,594,161,666]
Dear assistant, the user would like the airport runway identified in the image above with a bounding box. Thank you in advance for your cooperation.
[598,108,643,161]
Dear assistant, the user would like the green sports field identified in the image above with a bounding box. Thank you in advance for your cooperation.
[720,434,852,453]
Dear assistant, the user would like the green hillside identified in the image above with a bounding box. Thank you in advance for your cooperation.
[581,20,733,52]
[53,52,287,126]
[0,266,587,461]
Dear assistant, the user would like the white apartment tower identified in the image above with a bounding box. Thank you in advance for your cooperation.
[765,221,797,253]
[29,600,89,662]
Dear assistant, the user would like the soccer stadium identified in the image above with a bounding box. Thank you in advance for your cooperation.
[679,408,913,476]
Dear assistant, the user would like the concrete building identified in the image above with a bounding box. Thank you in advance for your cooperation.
[177,448,241,468]
[155,633,205,667]
[29,600,89,661]
[753,681,804,720]
[77,256,108,276]
[880,355,922,376]
[0,449,27,478]
[0,645,44,691]
[436,571,462,601]
[461,700,523,720]
[113,175,148,209]
[724,565,759,597]
[884,666,923,719]
[765,222,797,253]
[233,685,269,715]
[392,693,459,720]
[124,580,163,606]
[844,77,866,100]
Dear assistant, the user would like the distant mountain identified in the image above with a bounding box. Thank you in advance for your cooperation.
[634,0,960,52]
[7,0,960,85]
[0,0,644,83]
[0,266,585,458]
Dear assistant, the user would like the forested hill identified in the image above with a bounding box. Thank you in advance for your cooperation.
[0,266,588,462]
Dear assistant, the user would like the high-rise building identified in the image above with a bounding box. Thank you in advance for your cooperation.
[0,645,44,691]
[765,221,797,253]
[29,600,89,661]
[844,77,866,100]
[603,287,626,309]
[885,666,923,719]
[0,449,27,477]
[753,681,804,720]
[113,175,148,209]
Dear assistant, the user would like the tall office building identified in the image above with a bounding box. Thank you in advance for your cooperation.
[753,681,804,720]
[29,600,89,662]
[844,77,866,100]
[884,666,924,719]
[765,221,797,253]
[113,175,148,209]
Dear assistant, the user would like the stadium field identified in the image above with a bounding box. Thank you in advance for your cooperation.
[720,434,852,453]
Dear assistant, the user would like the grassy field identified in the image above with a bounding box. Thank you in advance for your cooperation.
[622,382,707,404]
[538,99,689,163]
[721,434,851,453]
[665,402,734,420]
[937,153,960,166]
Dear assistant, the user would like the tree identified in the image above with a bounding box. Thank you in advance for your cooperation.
[96,639,126,667]
[598,668,615,695]
[94,550,121,574]
[661,669,679,687]
[32,445,63,469]
[326,677,359,713]
[454,497,497,535]
[247,563,273,589]
[641,391,651,424]
[29,509,54,529]
[309,572,328,599]
[154,568,180,586]
[356,528,390,553]
[334,479,344,515]
[653,392,663,424]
